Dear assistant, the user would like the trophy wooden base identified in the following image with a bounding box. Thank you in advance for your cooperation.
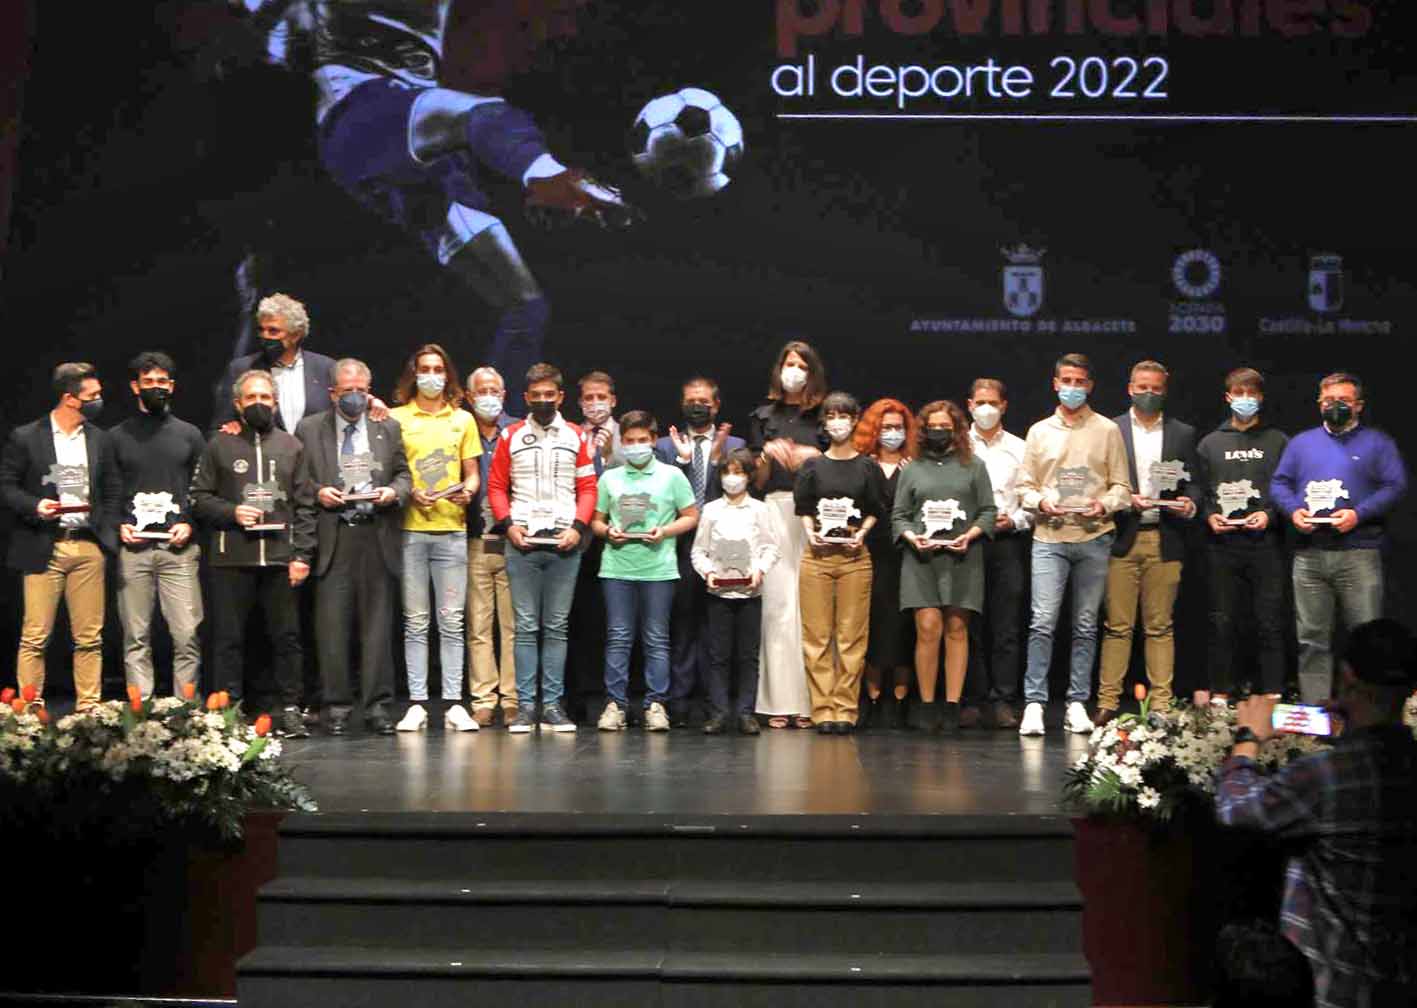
[1305,516,1337,525]
[132,531,174,541]
[1057,503,1094,514]
[523,535,563,547]
[819,535,857,545]
[713,576,752,588]
[1139,499,1188,510]
[618,532,655,541]
[1221,517,1250,526]
[54,504,91,515]
[341,492,381,503]
[246,523,287,533]
[425,482,465,502]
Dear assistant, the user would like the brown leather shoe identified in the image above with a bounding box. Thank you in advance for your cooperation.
[472,707,495,728]
[993,701,1020,730]
[1093,707,1119,728]
[958,704,984,729]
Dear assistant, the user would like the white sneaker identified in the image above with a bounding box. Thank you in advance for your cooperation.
[597,700,627,731]
[396,704,428,732]
[1065,701,1095,734]
[444,704,479,732]
[1018,702,1046,737]
[644,701,671,732]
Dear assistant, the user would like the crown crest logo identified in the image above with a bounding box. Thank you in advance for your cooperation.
[1001,243,1045,265]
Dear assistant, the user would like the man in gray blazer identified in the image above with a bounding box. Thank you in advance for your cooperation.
[294,358,411,734]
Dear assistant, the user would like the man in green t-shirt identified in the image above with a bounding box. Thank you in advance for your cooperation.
[590,411,699,731]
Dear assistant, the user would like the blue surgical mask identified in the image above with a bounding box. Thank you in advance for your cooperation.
[879,429,906,451]
[624,443,654,467]
[1229,396,1260,420]
[415,373,446,397]
[1057,385,1088,409]
[338,390,369,418]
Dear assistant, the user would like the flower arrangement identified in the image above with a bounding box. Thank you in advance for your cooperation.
[1063,685,1329,824]
[0,683,316,846]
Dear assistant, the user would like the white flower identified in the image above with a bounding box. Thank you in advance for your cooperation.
[1137,787,1161,810]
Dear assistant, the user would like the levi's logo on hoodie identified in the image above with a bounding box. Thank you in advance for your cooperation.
[1224,448,1264,461]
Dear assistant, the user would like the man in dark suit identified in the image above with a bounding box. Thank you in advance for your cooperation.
[1096,360,1200,723]
[212,292,338,435]
[654,376,746,727]
[293,358,411,735]
[0,362,122,710]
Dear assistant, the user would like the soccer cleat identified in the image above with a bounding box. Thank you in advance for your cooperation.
[507,705,537,734]
[1018,702,1046,737]
[539,702,578,733]
[524,169,642,230]
[444,704,479,732]
[644,702,671,732]
[1065,701,1095,735]
[597,701,628,732]
[396,704,428,732]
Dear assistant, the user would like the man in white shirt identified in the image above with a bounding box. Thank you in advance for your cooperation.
[212,293,337,434]
[963,379,1032,729]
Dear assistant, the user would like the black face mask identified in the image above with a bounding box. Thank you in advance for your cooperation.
[1131,391,1165,414]
[259,339,286,363]
[922,429,953,455]
[528,401,558,425]
[77,397,104,422]
[683,402,714,427]
[138,387,171,415]
[1322,402,1354,428]
[242,403,275,433]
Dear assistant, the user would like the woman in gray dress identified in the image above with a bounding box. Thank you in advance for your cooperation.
[891,400,996,733]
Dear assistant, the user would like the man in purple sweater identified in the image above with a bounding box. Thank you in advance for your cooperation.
[1271,372,1407,702]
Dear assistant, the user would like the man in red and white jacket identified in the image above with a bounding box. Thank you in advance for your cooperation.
[486,362,597,733]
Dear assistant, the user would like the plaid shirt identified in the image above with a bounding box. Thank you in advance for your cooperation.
[1216,726,1417,1008]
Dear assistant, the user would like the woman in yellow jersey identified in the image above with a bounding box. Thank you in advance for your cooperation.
[388,344,483,732]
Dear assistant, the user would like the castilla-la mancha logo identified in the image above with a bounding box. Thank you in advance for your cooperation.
[1308,253,1344,313]
[1002,244,1045,318]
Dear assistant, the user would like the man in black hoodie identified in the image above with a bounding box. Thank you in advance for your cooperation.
[1195,367,1290,701]
[191,369,316,737]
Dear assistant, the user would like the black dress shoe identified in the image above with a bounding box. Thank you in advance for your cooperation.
[702,714,727,735]
[882,694,907,731]
[278,705,309,739]
[940,701,961,735]
[815,721,833,735]
[325,712,349,736]
[858,695,879,731]
[366,715,395,736]
[670,707,692,729]
[737,714,761,735]
[837,720,856,735]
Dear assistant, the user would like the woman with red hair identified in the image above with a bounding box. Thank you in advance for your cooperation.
[854,398,918,730]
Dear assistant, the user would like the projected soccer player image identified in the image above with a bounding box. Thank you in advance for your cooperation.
[222,0,640,395]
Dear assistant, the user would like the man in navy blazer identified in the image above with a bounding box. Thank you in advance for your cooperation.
[653,376,746,728]
[1097,360,1201,723]
[211,292,339,435]
[0,362,123,710]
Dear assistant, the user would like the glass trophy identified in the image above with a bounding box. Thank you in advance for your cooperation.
[44,463,91,515]
[1216,479,1260,526]
[815,496,861,544]
[1303,478,1349,525]
[615,491,655,541]
[710,537,754,589]
[1054,466,1096,514]
[519,501,567,547]
[1140,459,1191,510]
[920,498,967,548]
[416,449,463,501]
[339,451,381,504]
[242,481,287,533]
[131,490,179,541]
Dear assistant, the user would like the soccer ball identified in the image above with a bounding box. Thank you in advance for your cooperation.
[628,87,744,198]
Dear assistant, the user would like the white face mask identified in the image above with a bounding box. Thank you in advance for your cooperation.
[720,474,748,496]
[415,372,446,397]
[878,428,906,451]
[824,417,855,443]
[779,365,808,393]
[582,401,612,425]
[971,403,1001,430]
[472,394,503,420]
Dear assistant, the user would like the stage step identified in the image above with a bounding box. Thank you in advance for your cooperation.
[239,813,1090,1006]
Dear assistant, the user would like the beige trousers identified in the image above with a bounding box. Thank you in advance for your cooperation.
[18,538,106,709]
[799,547,873,724]
[1099,529,1181,712]
[467,536,517,711]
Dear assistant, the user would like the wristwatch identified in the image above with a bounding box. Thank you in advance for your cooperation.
[1233,726,1260,747]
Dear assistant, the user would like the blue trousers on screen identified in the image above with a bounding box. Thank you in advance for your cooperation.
[602,578,676,708]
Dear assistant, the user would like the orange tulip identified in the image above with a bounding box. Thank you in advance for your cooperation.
[181,682,197,700]
[254,713,272,737]
[9,698,24,715]
[1133,683,1148,702]
[21,685,37,703]
[126,684,142,704]
[129,697,143,713]
[36,707,50,725]
[0,688,13,704]
[216,691,230,710]
[205,693,221,711]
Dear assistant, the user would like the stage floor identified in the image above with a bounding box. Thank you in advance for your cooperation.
[282,730,1089,817]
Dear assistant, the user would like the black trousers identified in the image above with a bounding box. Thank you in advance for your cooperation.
[565,537,608,717]
[965,531,1029,703]
[668,535,709,712]
[315,522,395,719]
[209,565,302,707]
[704,593,762,717]
[1206,544,1287,695]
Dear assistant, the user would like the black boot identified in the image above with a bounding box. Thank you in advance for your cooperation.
[909,698,940,733]
[859,694,880,732]
[940,701,961,735]
[883,693,907,731]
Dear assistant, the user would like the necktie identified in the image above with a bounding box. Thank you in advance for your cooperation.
[690,436,707,505]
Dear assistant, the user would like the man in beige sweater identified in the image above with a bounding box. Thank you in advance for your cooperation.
[1014,353,1132,736]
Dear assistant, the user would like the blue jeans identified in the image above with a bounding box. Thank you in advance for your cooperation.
[505,546,582,706]
[601,578,675,707]
[1293,548,1383,703]
[1023,533,1114,704]
[401,531,468,701]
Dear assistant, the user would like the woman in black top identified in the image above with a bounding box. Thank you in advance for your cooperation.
[748,341,826,728]
[793,391,888,733]
[855,397,917,731]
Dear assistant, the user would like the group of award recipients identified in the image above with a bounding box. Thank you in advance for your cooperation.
[2,295,1408,739]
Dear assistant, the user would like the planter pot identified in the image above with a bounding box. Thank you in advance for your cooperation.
[1073,814,1217,1006]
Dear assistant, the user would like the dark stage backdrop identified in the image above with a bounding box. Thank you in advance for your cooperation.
[2,1,1414,695]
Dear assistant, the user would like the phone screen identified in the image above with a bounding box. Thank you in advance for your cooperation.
[1271,703,1332,736]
